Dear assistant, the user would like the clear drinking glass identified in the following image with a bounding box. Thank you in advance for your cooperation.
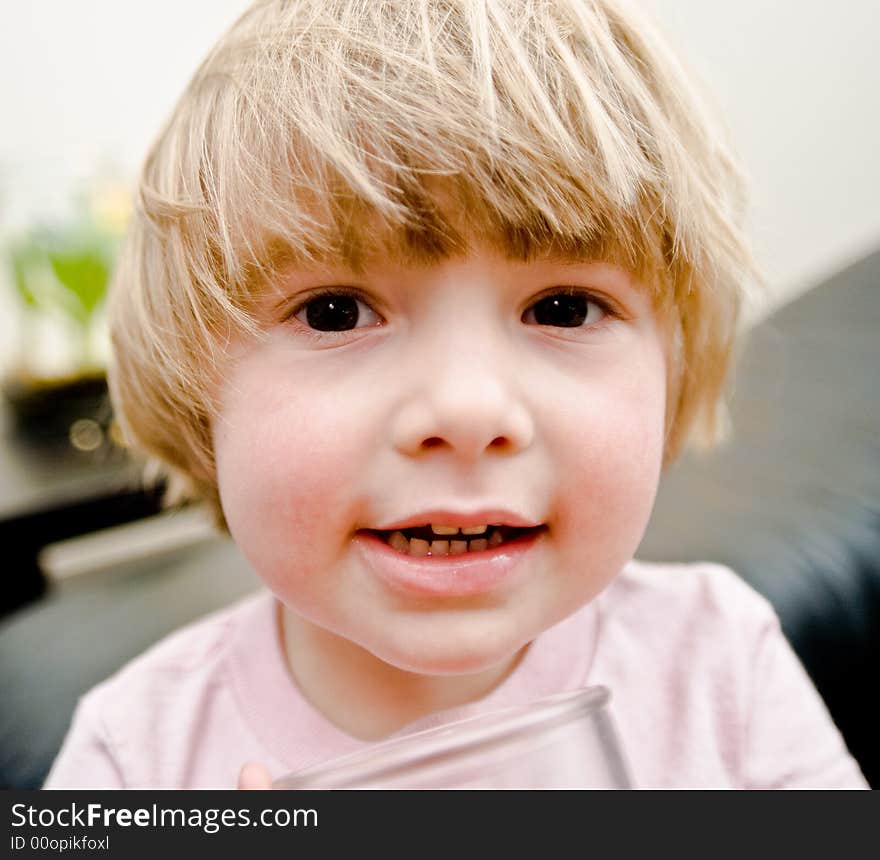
[273,686,632,789]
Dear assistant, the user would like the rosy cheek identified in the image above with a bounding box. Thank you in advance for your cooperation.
[215,367,369,583]
[222,407,323,522]
[552,364,665,544]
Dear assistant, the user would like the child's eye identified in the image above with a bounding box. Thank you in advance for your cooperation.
[292,290,382,333]
[522,290,614,328]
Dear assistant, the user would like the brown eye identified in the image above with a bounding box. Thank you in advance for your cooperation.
[522,292,609,328]
[294,292,381,332]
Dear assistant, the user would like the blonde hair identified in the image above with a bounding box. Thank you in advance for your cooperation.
[109,0,757,529]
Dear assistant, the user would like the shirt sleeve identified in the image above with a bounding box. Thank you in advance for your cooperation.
[743,609,868,789]
[42,692,126,789]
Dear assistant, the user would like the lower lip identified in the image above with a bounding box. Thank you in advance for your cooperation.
[353,528,547,598]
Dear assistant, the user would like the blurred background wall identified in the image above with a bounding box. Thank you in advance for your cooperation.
[1,0,879,368]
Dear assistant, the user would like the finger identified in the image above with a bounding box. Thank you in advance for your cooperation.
[237,762,273,789]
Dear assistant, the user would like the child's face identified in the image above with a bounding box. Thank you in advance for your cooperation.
[213,242,667,675]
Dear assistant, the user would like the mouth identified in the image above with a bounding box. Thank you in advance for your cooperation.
[354,511,548,597]
[360,524,546,558]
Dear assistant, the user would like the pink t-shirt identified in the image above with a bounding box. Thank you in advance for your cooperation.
[43,559,867,789]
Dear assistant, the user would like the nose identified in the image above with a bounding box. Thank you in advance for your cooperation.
[390,336,535,462]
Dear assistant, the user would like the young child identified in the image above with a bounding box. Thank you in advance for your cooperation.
[45,0,866,789]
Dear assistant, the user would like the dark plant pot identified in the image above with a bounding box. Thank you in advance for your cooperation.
[2,371,112,448]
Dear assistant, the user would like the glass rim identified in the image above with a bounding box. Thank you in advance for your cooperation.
[278,685,611,788]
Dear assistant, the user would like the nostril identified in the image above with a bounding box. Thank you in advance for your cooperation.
[421,435,510,452]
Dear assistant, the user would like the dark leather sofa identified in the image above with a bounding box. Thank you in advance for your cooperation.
[639,247,880,786]
[1,248,878,789]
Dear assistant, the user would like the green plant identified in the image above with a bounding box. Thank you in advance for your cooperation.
[7,186,128,377]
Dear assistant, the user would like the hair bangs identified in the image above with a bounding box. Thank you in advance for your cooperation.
[177,0,692,309]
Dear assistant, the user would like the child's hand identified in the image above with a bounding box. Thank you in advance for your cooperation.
[237,762,273,789]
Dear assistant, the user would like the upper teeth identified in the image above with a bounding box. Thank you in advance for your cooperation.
[387,528,504,556]
[431,524,488,535]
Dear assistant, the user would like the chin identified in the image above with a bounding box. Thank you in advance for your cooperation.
[366,623,527,678]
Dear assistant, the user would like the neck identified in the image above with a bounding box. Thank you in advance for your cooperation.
[280,607,527,740]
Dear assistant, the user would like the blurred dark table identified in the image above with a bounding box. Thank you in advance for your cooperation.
[0,395,161,616]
